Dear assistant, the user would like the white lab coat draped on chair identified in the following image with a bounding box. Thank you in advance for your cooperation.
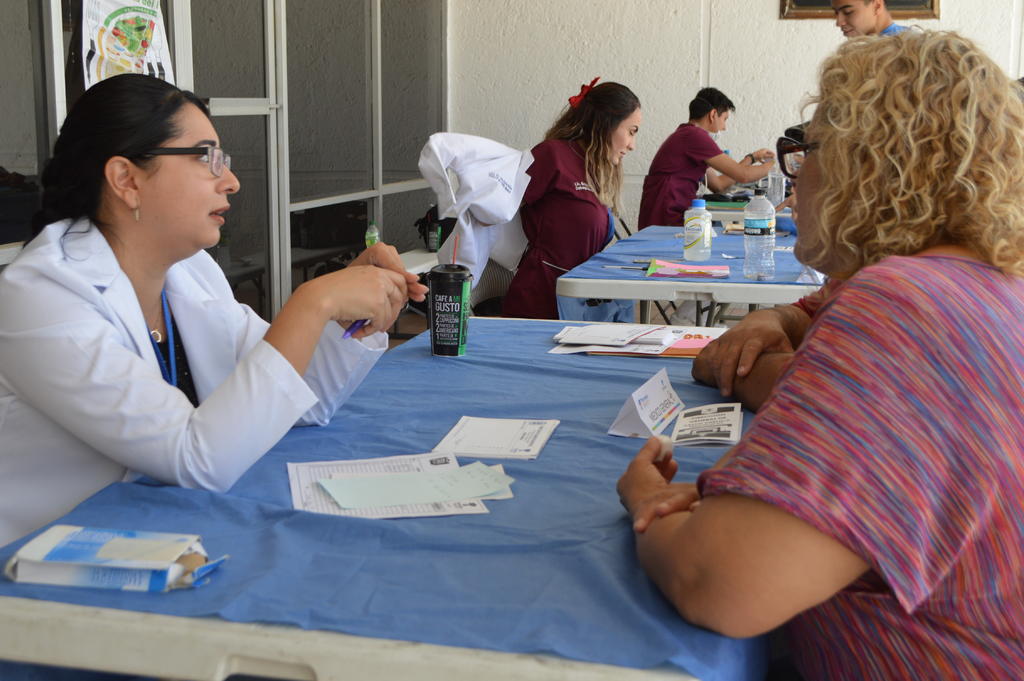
[418,133,533,287]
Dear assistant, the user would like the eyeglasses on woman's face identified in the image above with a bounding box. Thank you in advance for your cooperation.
[144,146,232,178]
[775,137,819,179]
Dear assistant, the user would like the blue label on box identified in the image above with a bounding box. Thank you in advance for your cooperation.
[44,528,132,562]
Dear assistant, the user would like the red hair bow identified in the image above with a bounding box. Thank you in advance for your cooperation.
[568,77,601,108]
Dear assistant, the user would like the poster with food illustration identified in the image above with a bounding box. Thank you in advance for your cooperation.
[82,0,175,89]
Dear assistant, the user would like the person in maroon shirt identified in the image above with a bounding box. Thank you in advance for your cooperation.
[638,88,775,229]
[503,80,641,319]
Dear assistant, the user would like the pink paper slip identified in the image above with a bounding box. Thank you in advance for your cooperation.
[645,259,730,278]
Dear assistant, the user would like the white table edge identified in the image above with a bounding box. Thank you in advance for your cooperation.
[556,276,819,305]
[400,248,439,275]
[0,593,697,681]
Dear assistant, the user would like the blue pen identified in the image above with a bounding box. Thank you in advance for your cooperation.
[342,319,369,339]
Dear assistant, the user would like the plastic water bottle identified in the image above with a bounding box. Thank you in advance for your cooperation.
[743,189,775,280]
[364,220,380,248]
[766,164,786,209]
[683,199,712,261]
[426,222,441,252]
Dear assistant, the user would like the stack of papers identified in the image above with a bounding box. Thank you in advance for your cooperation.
[553,324,660,347]
[550,324,726,358]
[671,403,743,446]
[631,327,680,346]
[646,260,730,278]
[287,417,559,519]
[288,453,507,519]
[319,461,514,510]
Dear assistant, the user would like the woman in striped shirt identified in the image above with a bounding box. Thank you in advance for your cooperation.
[618,31,1024,680]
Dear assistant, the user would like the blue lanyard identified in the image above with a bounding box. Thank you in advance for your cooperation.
[149,290,177,387]
[604,208,615,247]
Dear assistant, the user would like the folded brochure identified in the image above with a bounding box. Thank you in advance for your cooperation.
[4,525,227,592]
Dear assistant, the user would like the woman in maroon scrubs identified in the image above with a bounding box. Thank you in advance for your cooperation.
[503,80,641,319]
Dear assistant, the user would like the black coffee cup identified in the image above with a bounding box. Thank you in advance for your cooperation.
[427,264,472,356]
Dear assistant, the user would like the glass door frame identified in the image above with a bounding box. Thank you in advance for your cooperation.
[171,0,287,314]
[285,0,449,273]
[34,0,448,313]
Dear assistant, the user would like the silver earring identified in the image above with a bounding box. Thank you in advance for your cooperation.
[133,206,140,222]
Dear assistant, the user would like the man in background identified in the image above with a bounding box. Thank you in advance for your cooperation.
[832,0,908,37]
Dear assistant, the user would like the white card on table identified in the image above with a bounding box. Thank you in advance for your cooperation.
[608,368,684,438]
[433,416,559,459]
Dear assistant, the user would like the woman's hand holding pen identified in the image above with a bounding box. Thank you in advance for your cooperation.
[339,243,429,338]
[350,243,429,303]
[617,436,701,534]
[307,265,411,338]
[264,245,427,373]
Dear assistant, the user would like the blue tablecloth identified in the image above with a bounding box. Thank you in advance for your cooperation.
[562,224,805,285]
[0,318,767,681]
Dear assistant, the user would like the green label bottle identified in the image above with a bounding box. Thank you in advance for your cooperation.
[365,220,380,247]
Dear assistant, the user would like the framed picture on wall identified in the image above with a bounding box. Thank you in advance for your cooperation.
[781,0,940,20]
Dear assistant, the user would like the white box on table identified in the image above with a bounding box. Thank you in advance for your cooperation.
[4,524,226,592]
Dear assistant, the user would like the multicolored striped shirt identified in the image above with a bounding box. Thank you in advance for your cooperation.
[700,254,1024,680]
[793,277,844,318]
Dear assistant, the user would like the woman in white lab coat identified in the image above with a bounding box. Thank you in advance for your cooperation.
[0,74,426,546]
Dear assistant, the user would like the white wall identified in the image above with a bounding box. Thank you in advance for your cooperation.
[448,0,1024,227]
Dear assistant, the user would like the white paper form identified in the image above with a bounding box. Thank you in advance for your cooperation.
[432,416,560,459]
[320,462,515,509]
[672,403,743,446]
[288,453,489,519]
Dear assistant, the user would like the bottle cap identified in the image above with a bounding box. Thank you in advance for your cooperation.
[754,189,766,196]
[691,199,706,208]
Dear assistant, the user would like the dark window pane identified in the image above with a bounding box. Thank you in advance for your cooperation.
[288,0,372,201]
[191,0,266,98]
[289,201,368,289]
[382,0,443,184]
[1,1,42,246]
[382,188,435,253]
[209,116,270,319]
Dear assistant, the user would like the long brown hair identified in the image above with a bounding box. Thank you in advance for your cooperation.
[544,82,640,216]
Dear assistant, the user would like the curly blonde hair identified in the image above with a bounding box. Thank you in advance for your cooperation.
[802,30,1024,277]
